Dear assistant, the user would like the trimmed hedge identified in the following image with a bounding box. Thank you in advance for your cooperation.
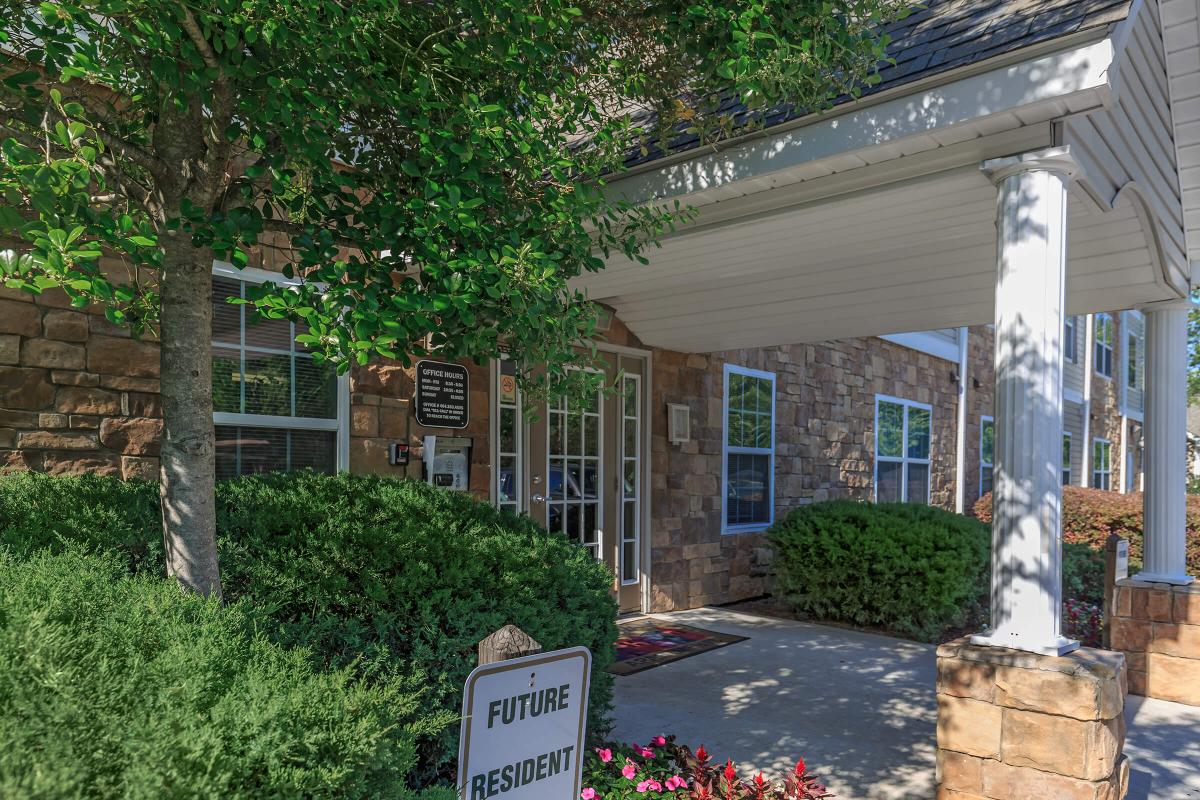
[0,548,418,798]
[767,501,990,642]
[0,472,617,785]
[974,486,1200,578]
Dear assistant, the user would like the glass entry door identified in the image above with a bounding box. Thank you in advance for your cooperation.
[545,378,603,559]
[525,351,647,613]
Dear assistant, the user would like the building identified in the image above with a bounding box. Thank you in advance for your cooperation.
[4,0,1200,793]
[0,285,1152,614]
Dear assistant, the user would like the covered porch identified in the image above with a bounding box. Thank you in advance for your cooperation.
[610,607,1200,800]
[579,0,1199,796]
[577,0,1197,669]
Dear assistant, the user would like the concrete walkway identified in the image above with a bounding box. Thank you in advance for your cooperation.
[1124,696,1200,799]
[610,608,1200,799]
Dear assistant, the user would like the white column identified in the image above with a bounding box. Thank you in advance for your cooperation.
[971,147,1080,656]
[1134,299,1195,585]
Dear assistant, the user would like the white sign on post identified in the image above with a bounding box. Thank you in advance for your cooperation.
[457,647,591,800]
[1115,539,1130,581]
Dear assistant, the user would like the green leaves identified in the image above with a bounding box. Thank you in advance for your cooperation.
[0,0,898,397]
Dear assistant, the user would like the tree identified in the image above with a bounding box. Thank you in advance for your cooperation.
[1,0,901,596]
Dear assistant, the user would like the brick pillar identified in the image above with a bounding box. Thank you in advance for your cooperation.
[936,638,1129,800]
[1111,579,1200,706]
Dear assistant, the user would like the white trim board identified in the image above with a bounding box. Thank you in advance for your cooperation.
[879,331,961,362]
[605,38,1117,209]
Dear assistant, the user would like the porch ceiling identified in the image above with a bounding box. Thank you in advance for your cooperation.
[579,164,1176,353]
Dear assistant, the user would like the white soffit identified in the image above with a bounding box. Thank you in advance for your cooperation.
[603,36,1119,211]
[582,168,1175,353]
[1159,0,1200,279]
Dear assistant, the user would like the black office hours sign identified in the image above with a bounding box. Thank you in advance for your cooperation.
[414,360,470,429]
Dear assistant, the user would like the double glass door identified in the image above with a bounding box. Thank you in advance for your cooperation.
[517,351,646,613]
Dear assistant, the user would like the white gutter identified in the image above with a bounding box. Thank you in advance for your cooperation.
[1080,314,1095,487]
[955,326,970,513]
[605,36,1117,207]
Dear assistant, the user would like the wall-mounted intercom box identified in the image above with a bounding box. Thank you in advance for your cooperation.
[423,435,471,491]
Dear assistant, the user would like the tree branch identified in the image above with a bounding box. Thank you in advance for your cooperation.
[179,6,221,72]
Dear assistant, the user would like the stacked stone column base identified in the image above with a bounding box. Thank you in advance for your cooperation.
[1111,579,1200,705]
[936,638,1129,800]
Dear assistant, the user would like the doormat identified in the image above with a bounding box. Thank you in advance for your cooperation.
[609,619,748,676]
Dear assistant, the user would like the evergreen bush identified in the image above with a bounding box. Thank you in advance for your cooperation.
[0,548,416,798]
[0,471,617,784]
[767,501,990,642]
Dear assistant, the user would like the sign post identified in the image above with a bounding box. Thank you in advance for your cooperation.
[457,647,591,800]
[1103,535,1129,648]
[415,360,470,428]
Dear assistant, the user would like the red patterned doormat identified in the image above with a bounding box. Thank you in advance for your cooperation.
[609,619,748,676]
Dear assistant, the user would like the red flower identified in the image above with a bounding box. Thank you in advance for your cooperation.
[724,760,737,784]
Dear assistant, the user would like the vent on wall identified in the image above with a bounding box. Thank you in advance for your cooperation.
[667,403,690,444]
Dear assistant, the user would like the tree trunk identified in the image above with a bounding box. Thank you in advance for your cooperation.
[158,236,223,599]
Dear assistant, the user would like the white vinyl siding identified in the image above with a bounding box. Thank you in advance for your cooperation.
[722,365,775,532]
[1063,0,1189,290]
[875,396,932,504]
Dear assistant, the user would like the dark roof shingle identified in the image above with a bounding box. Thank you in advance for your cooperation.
[624,0,1132,169]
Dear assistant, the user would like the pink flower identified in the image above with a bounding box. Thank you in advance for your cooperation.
[596,748,613,763]
[622,762,638,780]
[666,775,688,790]
[637,779,662,792]
[581,789,597,800]
[631,742,654,758]
[650,735,667,747]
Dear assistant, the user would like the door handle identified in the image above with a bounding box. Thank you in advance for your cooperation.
[531,494,547,504]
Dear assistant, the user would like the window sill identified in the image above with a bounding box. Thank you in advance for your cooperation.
[722,524,772,536]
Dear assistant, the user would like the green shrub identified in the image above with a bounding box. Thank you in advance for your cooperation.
[0,548,416,799]
[0,471,617,784]
[767,501,990,642]
[1062,541,1106,606]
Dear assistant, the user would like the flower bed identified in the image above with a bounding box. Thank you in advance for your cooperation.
[582,738,831,799]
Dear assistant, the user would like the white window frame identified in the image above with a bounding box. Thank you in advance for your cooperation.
[619,373,642,585]
[1062,432,1073,486]
[544,367,605,559]
[1125,330,1140,391]
[1064,315,1077,364]
[874,395,933,504]
[211,262,350,473]
[979,416,994,497]
[490,357,524,513]
[1092,437,1112,490]
[1094,313,1114,379]
[721,364,776,534]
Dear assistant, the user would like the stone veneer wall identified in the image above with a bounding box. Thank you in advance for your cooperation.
[963,325,996,514]
[1110,579,1200,706]
[0,279,493,489]
[0,286,163,478]
[348,358,492,494]
[648,335,961,612]
[936,638,1128,800]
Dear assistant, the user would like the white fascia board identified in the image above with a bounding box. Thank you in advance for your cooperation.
[878,331,961,362]
[606,37,1117,208]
